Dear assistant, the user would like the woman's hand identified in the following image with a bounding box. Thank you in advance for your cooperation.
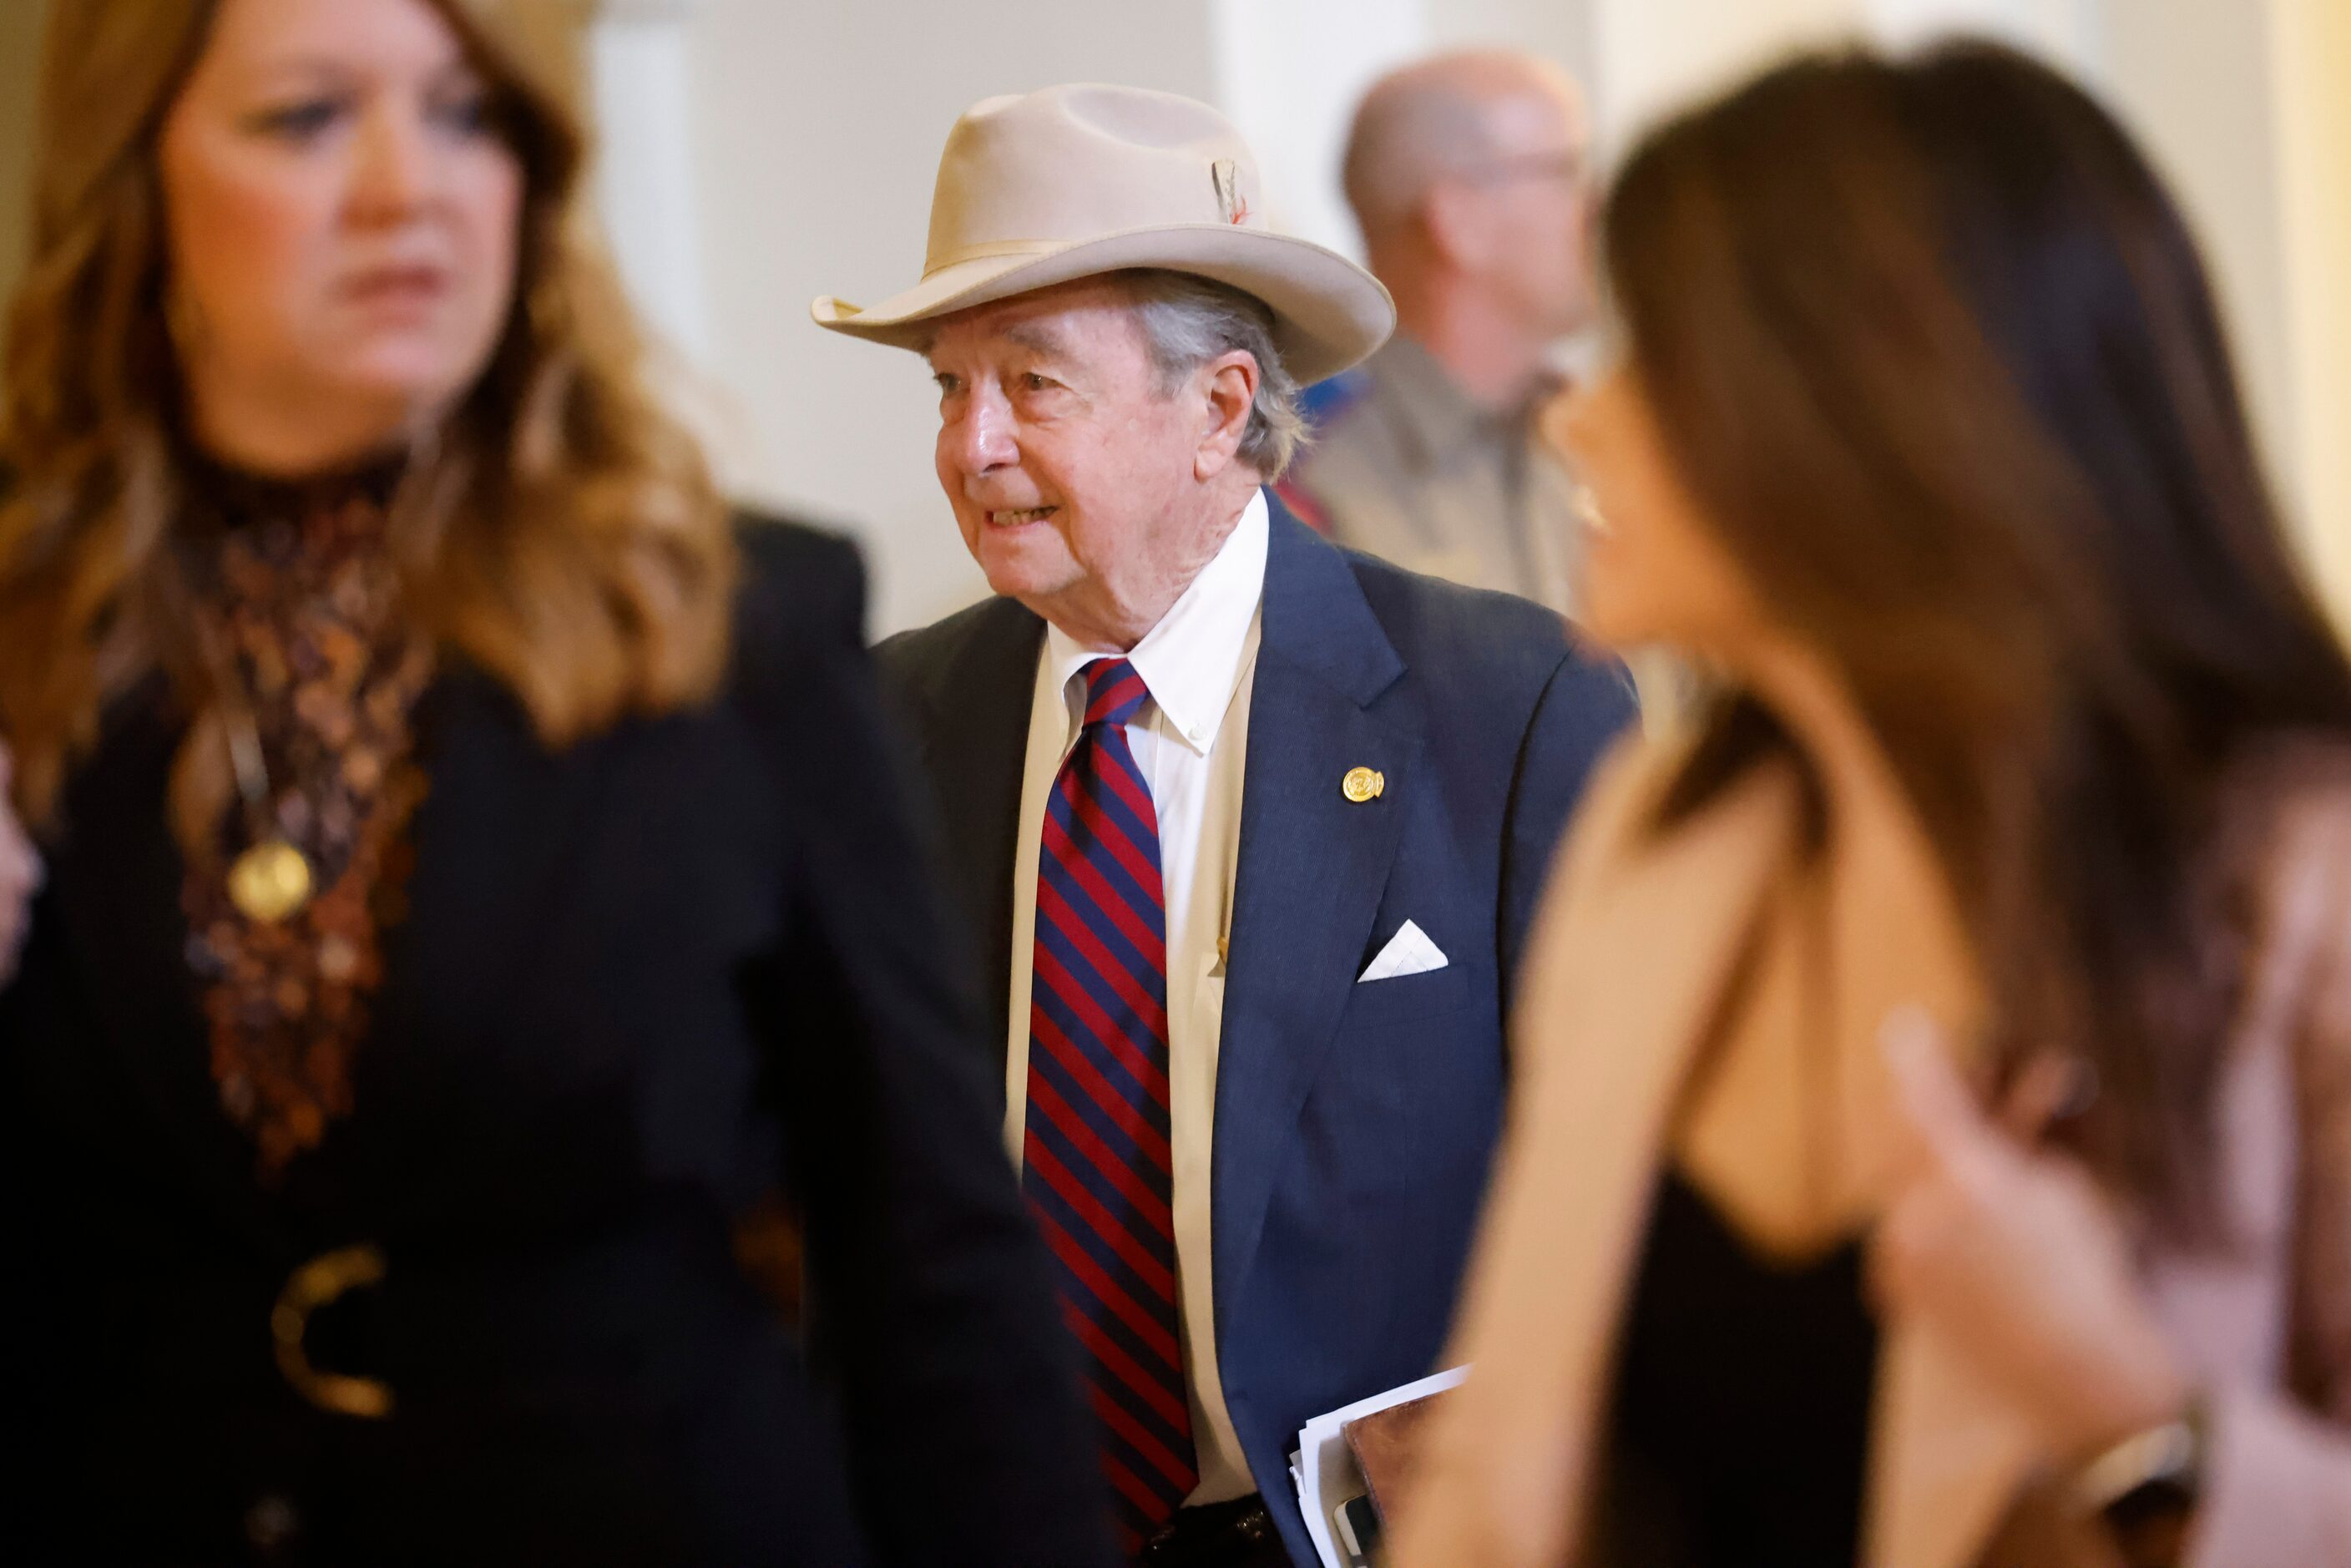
[1870,1010,2190,1459]
[0,742,42,987]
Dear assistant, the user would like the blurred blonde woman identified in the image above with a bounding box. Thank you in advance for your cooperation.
[0,1,1109,1563]
[1394,41,2351,1568]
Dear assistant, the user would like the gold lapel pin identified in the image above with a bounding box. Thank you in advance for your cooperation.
[1342,766,1385,803]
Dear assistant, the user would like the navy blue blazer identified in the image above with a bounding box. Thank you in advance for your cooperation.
[877,500,1635,1563]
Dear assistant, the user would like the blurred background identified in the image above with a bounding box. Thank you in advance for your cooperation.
[2,0,2343,637]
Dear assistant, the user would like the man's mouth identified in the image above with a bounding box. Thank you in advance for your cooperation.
[987,506,1059,527]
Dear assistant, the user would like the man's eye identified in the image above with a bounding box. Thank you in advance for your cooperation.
[933,374,962,396]
[1021,372,1054,392]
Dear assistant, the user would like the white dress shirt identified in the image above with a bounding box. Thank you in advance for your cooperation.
[1004,488,1268,1505]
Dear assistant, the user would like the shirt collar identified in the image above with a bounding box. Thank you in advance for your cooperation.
[1042,488,1268,756]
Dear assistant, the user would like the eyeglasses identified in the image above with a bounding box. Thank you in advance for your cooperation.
[1454,149,1585,190]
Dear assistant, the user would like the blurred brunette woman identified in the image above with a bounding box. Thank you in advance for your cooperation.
[0,2,1106,1563]
[1394,40,2351,1568]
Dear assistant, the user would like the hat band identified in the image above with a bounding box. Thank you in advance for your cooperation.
[920,239,1060,280]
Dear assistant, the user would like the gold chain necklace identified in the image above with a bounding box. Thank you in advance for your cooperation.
[216,670,314,924]
[190,595,315,925]
[187,438,433,924]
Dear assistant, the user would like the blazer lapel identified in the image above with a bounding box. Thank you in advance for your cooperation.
[902,599,1042,1069]
[348,668,625,1161]
[1211,506,1419,1336]
[46,681,281,1242]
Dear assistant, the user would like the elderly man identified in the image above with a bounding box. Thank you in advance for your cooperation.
[817,85,1634,1567]
[1282,51,1596,620]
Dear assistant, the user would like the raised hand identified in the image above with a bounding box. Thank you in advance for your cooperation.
[1869,1008,2190,1458]
[0,742,42,988]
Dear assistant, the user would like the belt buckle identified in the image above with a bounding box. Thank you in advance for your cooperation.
[271,1243,394,1419]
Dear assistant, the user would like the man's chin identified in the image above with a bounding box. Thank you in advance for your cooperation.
[972,532,1082,603]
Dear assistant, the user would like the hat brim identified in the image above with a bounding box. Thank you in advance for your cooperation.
[811,224,1394,385]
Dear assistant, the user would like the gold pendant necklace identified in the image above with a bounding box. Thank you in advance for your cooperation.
[228,837,314,923]
[210,629,314,925]
[181,432,436,928]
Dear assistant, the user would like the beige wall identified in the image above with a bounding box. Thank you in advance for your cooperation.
[2269,0,2351,609]
[1590,0,1857,148]
[2105,0,2298,533]
[679,0,1217,634]
[1573,0,2338,617]
[1426,0,1596,90]
[685,0,1605,632]
[2,0,2337,632]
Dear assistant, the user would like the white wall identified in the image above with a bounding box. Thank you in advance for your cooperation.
[667,0,1623,633]
[1871,0,2102,64]
[633,0,2332,634]
[1201,0,1603,262]
[1590,0,1858,148]
[0,0,2330,631]
[589,7,710,363]
[1208,0,1428,258]
[1422,0,1598,93]
[674,0,1218,634]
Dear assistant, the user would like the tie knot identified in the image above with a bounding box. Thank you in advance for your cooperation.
[1081,658,1150,729]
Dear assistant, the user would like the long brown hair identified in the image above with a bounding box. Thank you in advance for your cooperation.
[1610,40,2351,1232]
[0,0,739,842]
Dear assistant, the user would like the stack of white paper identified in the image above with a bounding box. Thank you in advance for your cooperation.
[1288,1366,1469,1568]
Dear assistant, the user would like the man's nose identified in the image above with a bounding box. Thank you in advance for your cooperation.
[947,386,1019,476]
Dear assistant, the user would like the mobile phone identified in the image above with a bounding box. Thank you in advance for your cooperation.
[1334,1494,1383,1568]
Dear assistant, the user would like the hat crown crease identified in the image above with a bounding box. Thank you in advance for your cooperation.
[811,81,1396,387]
[921,84,1261,276]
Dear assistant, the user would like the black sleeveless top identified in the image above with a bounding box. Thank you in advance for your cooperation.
[1592,1167,1880,1567]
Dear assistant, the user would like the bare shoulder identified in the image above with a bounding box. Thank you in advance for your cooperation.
[2224,738,2351,1088]
[2232,736,2351,916]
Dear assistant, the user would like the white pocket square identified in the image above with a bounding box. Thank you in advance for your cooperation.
[1357,919,1449,983]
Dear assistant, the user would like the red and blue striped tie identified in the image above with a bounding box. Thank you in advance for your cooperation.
[1025,657,1198,1554]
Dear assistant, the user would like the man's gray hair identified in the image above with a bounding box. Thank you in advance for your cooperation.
[1120,269,1307,481]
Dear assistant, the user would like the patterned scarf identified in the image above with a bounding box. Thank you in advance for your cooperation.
[181,458,435,1181]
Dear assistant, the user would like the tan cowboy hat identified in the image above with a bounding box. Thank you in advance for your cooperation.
[811,83,1394,385]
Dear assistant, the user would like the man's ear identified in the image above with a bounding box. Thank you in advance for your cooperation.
[1194,350,1259,481]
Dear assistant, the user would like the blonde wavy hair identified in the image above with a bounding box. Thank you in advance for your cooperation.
[0,0,739,845]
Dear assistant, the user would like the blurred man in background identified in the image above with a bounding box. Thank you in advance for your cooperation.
[1282,51,1595,621]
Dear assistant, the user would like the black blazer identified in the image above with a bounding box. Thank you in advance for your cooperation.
[0,521,1113,1567]
[878,499,1636,1562]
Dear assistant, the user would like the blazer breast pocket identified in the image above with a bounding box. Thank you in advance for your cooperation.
[1325,960,1499,1141]
[1348,961,1476,1033]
